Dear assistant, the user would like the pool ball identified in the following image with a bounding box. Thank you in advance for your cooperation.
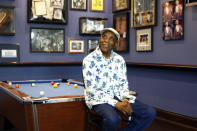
[73,84,78,88]
[53,84,58,88]
[51,81,55,85]
[31,83,35,87]
[8,82,12,85]
[15,84,19,88]
[40,91,45,97]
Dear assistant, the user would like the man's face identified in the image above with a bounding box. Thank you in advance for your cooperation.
[99,31,117,55]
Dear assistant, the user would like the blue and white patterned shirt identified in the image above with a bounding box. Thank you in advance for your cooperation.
[82,47,136,109]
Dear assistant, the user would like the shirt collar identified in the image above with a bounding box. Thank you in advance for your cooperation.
[96,46,114,61]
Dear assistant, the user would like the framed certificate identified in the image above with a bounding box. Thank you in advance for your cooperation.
[0,43,20,63]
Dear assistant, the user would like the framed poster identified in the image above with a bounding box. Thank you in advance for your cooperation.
[90,0,105,12]
[0,6,15,36]
[30,28,65,53]
[113,12,130,52]
[79,17,107,35]
[162,0,184,40]
[27,0,68,24]
[68,38,85,53]
[0,43,20,63]
[131,0,156,28]
[87,39,99,54]
[70,0,87,11]
[112,0,130,13]
[136,28,152,52]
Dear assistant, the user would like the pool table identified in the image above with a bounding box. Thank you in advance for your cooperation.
[0,79,86,131]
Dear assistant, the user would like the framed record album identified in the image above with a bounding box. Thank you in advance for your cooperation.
[0,6,15,36]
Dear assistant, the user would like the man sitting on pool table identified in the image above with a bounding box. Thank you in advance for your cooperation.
[82,28,156,131]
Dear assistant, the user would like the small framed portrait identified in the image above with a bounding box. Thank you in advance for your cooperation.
[70,0,87,11]
[30,28,65,53]
[68,38,85,53]
[87,39,99,54]
[0,43,20,63]
[113,12,130,52]
[131,0,156,28]
[27,0,68,24]
[162,0,184,40]
[0,6,15,36]
[136,28,152,52]
[79,17,107,35]
[112,0,130,13]
[90,0,105,12]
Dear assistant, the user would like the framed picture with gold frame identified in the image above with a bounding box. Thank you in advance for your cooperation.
[131,0,156,28]
[90,0,105,12]
[68,38,85,53]
[112,0,130,13]
[136,28,152,52]
[0,6,15,36]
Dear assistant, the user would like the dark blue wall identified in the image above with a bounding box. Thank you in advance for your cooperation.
[0,0,197,118]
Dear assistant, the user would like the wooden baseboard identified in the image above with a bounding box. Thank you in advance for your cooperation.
[148,108,197,131]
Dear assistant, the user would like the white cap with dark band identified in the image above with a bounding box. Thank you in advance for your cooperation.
[100,28,120,40]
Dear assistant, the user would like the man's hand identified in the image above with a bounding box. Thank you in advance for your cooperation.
[115,99,132,115]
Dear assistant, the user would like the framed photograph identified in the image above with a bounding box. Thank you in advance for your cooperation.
[68,38,85,53]
[162,0,184,40]
[186,0,197,7]
[0,43,20,63]
[70,0,87,10]
[90,0,105,12]
[87,39,99,54]
[131,0,156,28]
[30,28,65,53]
[112,0,130,13]
[79,17,107,35]
[113,12,130,52]
[136,28,152,52]
[27,0,68,24]
[0,6,15,36]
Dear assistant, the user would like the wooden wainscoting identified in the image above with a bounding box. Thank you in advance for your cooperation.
[146,108,197,131]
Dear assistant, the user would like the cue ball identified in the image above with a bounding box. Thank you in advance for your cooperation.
[73,84,78,88]
[40,91,45,97]
[8,82,12,85]
[31,83,35,86]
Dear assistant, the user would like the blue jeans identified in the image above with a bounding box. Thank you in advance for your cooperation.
[92,99,156,131]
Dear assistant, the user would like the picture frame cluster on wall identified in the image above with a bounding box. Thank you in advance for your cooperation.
[27,0,68,24]
[162,0,184,40]
[0,5,15,36]
[79,17,107,35]
[30,28,65,53]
